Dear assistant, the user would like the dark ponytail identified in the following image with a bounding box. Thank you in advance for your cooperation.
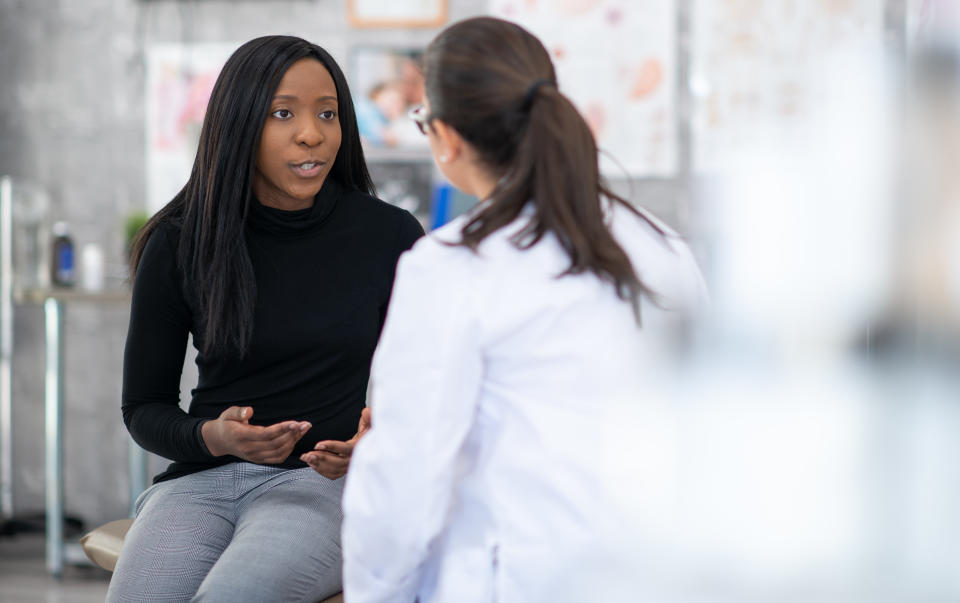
[424,17,663,319]
[130,35,374,358]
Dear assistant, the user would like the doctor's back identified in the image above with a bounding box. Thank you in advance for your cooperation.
[341,16,707,603]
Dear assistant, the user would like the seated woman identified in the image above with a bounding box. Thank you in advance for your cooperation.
[108,35,422,603]
[340,16,707,603]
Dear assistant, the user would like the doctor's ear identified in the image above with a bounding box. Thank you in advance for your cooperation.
[430,119,464,164]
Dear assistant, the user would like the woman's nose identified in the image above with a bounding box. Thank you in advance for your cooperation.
[295,118,324,146]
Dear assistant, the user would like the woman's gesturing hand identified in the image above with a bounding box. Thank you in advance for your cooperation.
[201,406,312,464]
[301,407,372,480]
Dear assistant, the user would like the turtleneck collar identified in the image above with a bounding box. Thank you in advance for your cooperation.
[249,178,341,236]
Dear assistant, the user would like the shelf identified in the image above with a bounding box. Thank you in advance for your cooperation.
[12,287,130,305]
[363,146,434,163]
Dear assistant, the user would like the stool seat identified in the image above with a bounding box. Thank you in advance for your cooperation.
[79,518,132,571]
[80,519,344,602]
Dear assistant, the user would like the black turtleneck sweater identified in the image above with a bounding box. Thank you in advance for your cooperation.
[121,179,424,483]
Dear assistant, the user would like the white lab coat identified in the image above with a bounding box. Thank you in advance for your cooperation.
[342,202,707,603]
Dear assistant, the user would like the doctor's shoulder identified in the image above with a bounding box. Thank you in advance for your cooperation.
[612,204,709,313]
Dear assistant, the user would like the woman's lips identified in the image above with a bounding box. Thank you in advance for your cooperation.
[290,161,325,178]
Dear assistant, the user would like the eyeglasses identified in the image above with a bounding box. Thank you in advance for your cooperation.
[408,104,434,135]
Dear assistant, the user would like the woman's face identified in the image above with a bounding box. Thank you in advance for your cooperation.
[253,58,342,210]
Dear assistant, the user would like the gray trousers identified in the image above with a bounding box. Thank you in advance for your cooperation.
[106,463,344,603]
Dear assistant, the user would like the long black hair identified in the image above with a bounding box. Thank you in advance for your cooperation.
[130,35,374,357]
[424,17,664,319]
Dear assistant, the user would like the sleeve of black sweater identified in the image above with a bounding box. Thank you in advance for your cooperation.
[121,225,213,462]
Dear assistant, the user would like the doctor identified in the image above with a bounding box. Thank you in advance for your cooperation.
[340,16,707,603]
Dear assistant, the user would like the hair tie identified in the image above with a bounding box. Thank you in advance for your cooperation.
[521,79,553,111]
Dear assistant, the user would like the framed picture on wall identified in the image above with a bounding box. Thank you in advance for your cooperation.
[347,0,447,28]
[349,46,429,151]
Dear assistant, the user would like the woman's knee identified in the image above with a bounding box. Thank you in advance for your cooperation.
[107,489,235,602]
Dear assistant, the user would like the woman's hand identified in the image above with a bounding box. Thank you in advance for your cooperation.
[301,407,371,480]
[201,406,312,464]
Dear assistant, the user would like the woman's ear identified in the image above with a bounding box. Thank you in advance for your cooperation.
[430,119,464,164]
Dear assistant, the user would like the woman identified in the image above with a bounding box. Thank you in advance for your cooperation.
[108,35,423,602]
[341,17,707,603]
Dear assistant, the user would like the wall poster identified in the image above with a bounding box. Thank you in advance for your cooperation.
[689,0,885,172]
[146,44,234,214]
[488,0,678,178]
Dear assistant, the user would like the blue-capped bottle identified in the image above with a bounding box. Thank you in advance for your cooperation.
[50,221,75,288]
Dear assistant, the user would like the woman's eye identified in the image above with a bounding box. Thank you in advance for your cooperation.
[319,110,337,121]
[272,109,292,119]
